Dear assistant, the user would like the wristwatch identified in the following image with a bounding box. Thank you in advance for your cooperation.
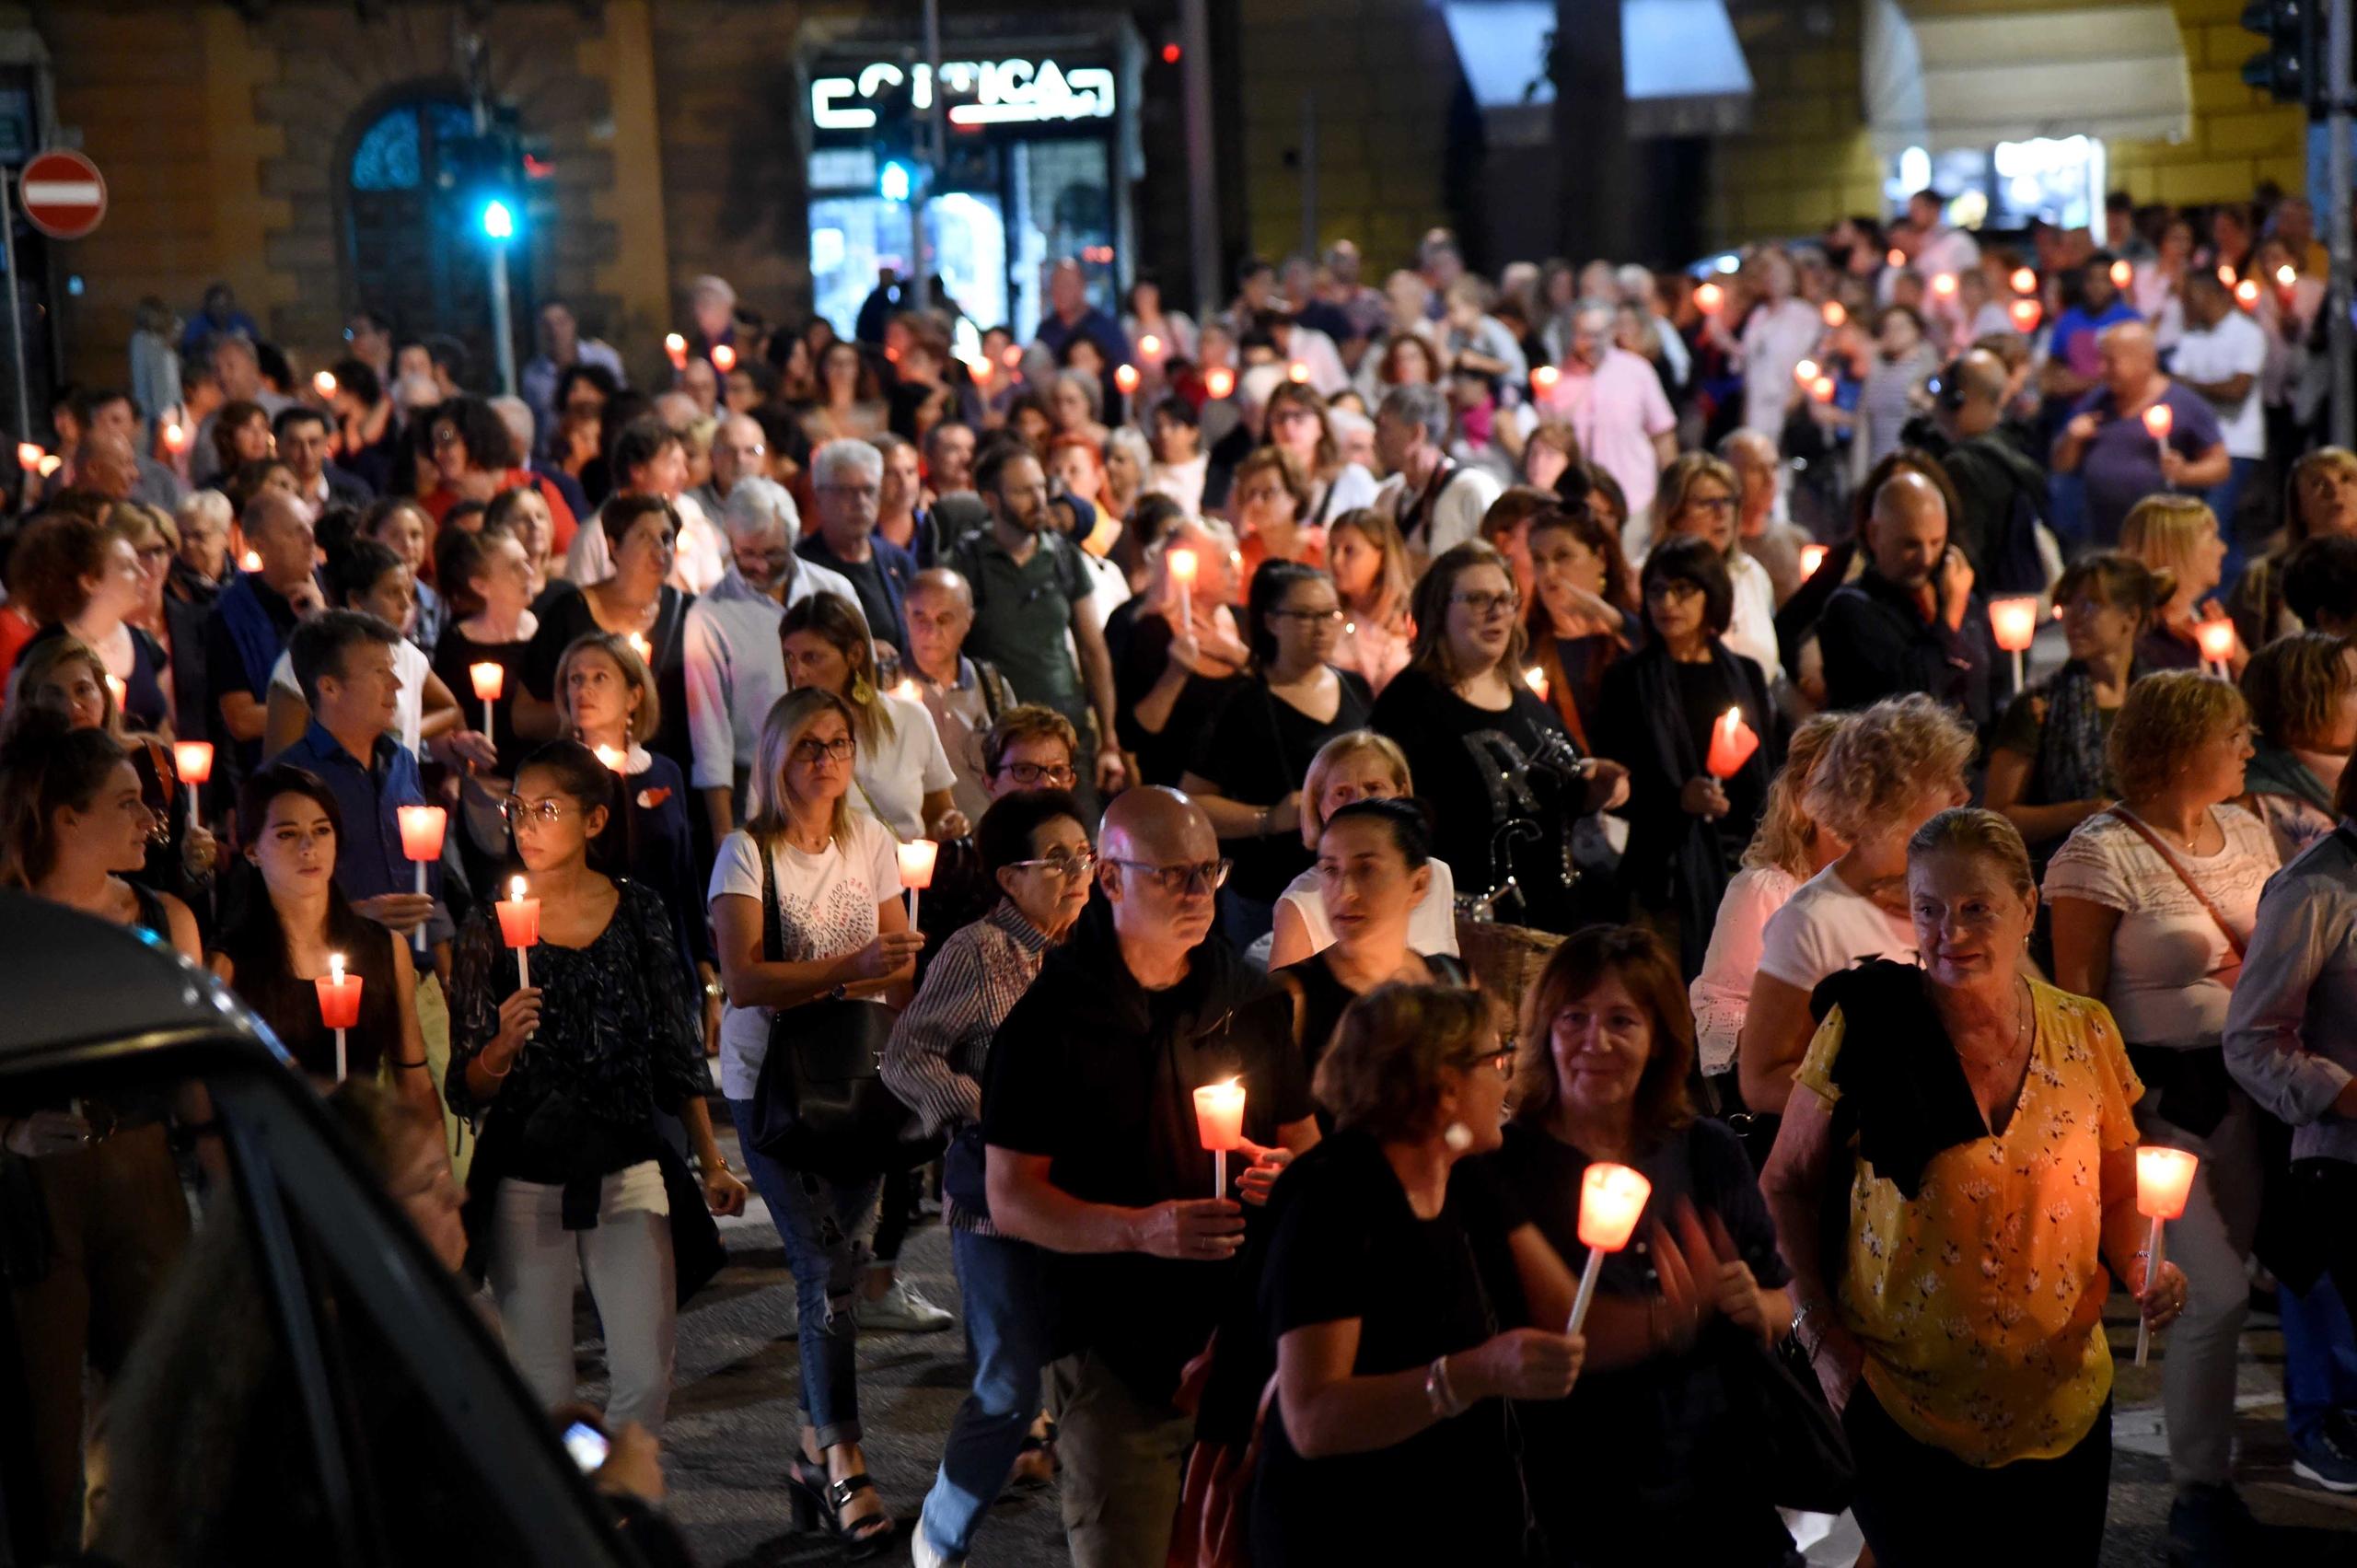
[828,981,849,1001]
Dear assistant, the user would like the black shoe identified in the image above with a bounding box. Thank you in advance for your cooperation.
[2166,1482,2255,1567]
[788,1458,896,1560]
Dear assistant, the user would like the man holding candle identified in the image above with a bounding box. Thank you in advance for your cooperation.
[1816,468,2002,725]
[980,787,1317,1568]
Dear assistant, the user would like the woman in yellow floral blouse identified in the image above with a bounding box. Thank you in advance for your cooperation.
[1761,807,2188,1562]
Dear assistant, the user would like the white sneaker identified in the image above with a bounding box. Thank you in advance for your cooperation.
[910,1508,965,1568]
[853,1277,955,1332]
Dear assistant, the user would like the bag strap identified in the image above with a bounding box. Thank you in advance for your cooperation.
[756,835,784,966]
[2104,807,2248,960]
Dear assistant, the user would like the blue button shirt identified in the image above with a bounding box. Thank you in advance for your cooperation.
[268,719,440,910]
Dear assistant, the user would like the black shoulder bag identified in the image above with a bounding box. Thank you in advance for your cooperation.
[749,838,945,1179]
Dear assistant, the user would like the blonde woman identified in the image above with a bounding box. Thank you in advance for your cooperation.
[1325,507,1414,693]
[2121,494,2238,677]
[1689,713,1852,1091]
[2228,446,2357,646]
[1265,728,1460,970]
[778,589,964,842]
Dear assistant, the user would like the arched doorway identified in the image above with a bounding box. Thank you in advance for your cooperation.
[343,95,524,385]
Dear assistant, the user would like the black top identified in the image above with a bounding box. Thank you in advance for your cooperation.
[1248,1131,1534,1566]
[430,624,533,774]
[1817,569,2000,726]
[1492,1119,1796,1562]
[1115,610,1248,789]
[585,751,712,977]
[1193,668,1375,902]
[981,901,1312,1401]
[1273,948,1465,1130]
[447,878,706,1205]
[1369,666,1586,933]
[797,531,912,657]
[220,916,405,1085]
[522,584,695,778]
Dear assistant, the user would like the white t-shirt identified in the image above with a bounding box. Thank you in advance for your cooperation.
[2170,313,2269,459]
[2042,805,2277,1048]
[707,815,900,1099]
[849,690,957,840]
[270,637,429,755]
[1689,865,1800,1075]
[1275,855,1462,959]
[1757,862,1919,993]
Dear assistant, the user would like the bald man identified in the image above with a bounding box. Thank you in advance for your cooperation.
[905,567,1018,822]
[2052,319,2228,546]
[75,429,140,503]
[957,786,1316,1568]
[1815,469,1999,720]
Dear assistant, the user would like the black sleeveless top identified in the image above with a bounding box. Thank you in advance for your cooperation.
[1276,947,1467,1127]
[221,916,405,1084]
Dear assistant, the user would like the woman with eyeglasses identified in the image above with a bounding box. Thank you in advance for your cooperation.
[1650,451,1783,687]
[1181,561,1376,948]
[447,739,746,1435]
[520,494,695,772]
[1264,380,1382,529]
[211,762,436,1116]
[1248,982,1584,1568]
[881,788,1095,1516]
[708,687,925,1554]
[1370,540,1629,935]
[418,394,579,550]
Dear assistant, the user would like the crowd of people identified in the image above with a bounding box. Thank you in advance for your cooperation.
[3,180,2356,1566]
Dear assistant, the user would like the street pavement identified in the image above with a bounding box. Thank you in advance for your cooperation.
[524,1118,2357,1566]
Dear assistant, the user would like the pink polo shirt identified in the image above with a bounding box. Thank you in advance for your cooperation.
[1541,346,1676,519]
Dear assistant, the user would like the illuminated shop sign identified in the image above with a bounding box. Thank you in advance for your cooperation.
[810,58,1117,131]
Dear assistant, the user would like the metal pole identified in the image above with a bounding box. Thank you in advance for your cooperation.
[911,0,944,315]
[0,169,27,451]
[489,243,517,398]
[1300,91,1318,266]
[2329,0,2354,448]
[1180,0,1220,322]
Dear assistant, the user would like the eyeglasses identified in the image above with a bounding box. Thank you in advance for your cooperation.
[1684,495,1737,514]
[499,797,575,826]
[998,760,1079,787]
[1643,579,1704,603]
[1450,590,1519,618]
[792,736,856,763]
[1108,856,1233,896]
[1457,1046,1516,1076]
[1269,607,1345,626]
[1011,850,1097,880]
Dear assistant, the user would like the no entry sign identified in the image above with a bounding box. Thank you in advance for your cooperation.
[19,149,106,240]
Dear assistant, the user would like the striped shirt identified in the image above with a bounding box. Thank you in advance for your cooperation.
[880,900,1056,1233]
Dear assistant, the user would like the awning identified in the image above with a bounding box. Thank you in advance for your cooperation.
[1864,0,2191,156]
[1438,0,1752,144]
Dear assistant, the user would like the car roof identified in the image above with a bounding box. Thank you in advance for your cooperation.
[0,890,279,1066]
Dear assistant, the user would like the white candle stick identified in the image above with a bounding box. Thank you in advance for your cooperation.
[2135,1213,2165,1367]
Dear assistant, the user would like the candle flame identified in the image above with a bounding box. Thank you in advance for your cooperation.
[2235,279,2261,309]
[2217,263,2236,288]
[1809,375,1836,402]
[712,343,737,373]
[2009,298,2041,331]
[2108,259,2132,288]
[1930,273,1958,297]
[1800,543,1828,579]
[1821,300,1846,327]
[2195,619,2236,662]
[510,876,527,901]
[1286,361,1310,384]
[312,370,337,398]
[239,549,261,573]
[162,421,187,452]
[1523,667,1549,701]
[1694,282,1724,314]
[664,332,685,353]
[14,441,40,470]
[1140,333,1162,356]
[1794,358,1819,386]
[1114,363,1141,393]
[1532,364,1560,390]
[1203,366,1236,400]
[595,744,625,772]
[1167,546,1199,582]
[1885,248,1905,269]
[2277,264,2298,287]
[2142,403,2173,440]
[2010,266,2038,295]
[330,951,345,983]
[891,679,919,703]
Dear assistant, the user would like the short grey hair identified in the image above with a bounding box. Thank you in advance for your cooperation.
[1051,368,1103,420]
[722,476,800,543]
[490,395,534,453]
[175,488,233,536]
[811,437,883,489]
[1572,297,1617,331]
[1378,383,1449,446]
[1329,407,1374,442]
[1106,424,1151,475]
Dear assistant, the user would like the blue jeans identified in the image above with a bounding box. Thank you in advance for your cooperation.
[920,1227,1063,1557]
[2282,1272,2357,1446]
[726,1098,881,1447]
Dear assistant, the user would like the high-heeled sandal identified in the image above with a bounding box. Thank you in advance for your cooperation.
[1011,1417,1060,1490]
[788,1458,895,1558]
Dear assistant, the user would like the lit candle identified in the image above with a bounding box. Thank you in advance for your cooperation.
[496,875,541,993]
[315,950,363,1083]
[1203,366,1236,400]
[2277,263,2298,288]
[1523,667,1550,703]
[173,739,214,821]
[36,455,59,480]
[1286,361,1310,384]
[1532,364,1561,393]
[2195,618,2236,679]
[1794,358,1819,386]
[469,661,505,737]
[890,678,919,704]
[2235,278,2261,311]
[1114,363,1142,395]
[1799,542,1828,581]
[1568,1162,1653,1332]
[14,441,40,470]
[2133,1145,2200,1365]
[1167,545,1199,633]
[1885,248,1905,269]
[626,632,652,665]
[593,744,626,772]
[396,805,447,956]
[2142,402,2173,444]
[2009,297,2042,332]
[1694,282,1724,315]
[1192,1077,1248,1198]
[1809,375,1836,403]
[665,332,689,371]
[104,674,125,709]
[161,421,188,454]
[1703,706,1759,780]
[239,549,262,573]
[1821,300,1847,328]
[897,837,939,927]
[2108,259,2132,289]
[1930,273,1958,301]
[712,343,737,374]
[1989,596,2040,691]
[1139,332,1164,359]
[312,369,337,399]
[2216,263,2236,288]
[2009,266,2038,295]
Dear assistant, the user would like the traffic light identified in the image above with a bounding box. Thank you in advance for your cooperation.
[479,198,516,241]
[2241,0,2319,107]
[439,129,525,242]
[879,159,914,203]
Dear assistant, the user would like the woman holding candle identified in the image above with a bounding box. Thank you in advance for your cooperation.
[430,523,538,777]
[1761,808,2185,1565]
[1248,982,1583,1567]
[210,763,435,1114]
[1985,552,2165,867]
[2121,494,2240,677]
[779,590,964,843]
[1497,924,1796,1563]
[447,739,746,1434]
[1179,562,1375,948]
[2240,632,2357,863]
[1737,695,1975,1112]
[1596,536,1782,976]
[1114,519,1252,788]
[521,494,696,772]
[708,688,925,1553]
[1521,505,1637,749]
[2046,670,2275,1553]
[1227,446,1323,595]
[1370,540,1629,935]
[1266,730,1462,970]
[1325,507,1415,693]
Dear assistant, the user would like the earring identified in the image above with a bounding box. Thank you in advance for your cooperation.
[1442,1121,1473,1153]
[851,673,874,706]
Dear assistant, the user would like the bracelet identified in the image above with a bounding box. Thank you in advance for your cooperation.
[390,1056,429,1071]
[483,1052,516,1079]
[1255,807,1272,839]
[1424,1354,1466,1420]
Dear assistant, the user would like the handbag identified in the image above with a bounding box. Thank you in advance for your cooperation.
[1719,1326,1856,1516]
[748,837,944,1179]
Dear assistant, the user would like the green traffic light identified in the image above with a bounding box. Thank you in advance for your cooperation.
[481,198,516,241]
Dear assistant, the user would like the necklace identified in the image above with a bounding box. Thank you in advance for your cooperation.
[2129,804,2205,854]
